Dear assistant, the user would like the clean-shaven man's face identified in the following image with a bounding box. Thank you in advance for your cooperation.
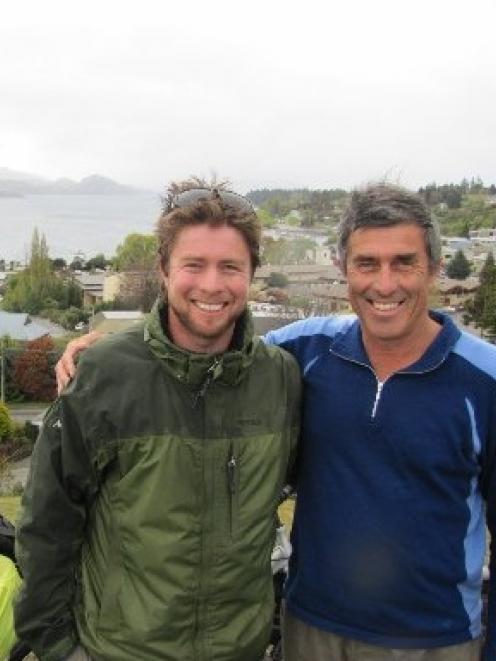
[345,222,437,349]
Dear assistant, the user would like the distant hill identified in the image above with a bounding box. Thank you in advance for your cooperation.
[0,167,48,182]
[0,168,145,195]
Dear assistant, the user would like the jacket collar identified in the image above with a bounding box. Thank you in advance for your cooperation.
[143,299,257,386]
[330,310,461,374]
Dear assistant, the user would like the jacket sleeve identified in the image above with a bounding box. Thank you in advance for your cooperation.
[284,352,302,490]
[14,390,99,661]
[483,435,496,661]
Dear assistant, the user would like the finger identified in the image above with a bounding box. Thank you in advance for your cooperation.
[55,363,70,395]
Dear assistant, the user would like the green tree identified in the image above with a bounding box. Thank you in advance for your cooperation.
[51,257,67,271]
[113,234,157,271]
[267,272,289,288]
[85,253,109,271]
[257,209,276,228]
[465,253,496,334]
[69,258,85,271]
[445,187,462,209]
[112,234,159,311]
[1,229,82,315]
[2,229,52,313]
[445,250,471,280]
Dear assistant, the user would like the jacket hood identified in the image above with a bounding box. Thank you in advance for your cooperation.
[143,298,258,387]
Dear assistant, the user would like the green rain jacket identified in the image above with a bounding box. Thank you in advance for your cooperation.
[15,301,301,661]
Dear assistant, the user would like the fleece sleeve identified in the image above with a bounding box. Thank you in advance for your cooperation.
[482,440,496,660]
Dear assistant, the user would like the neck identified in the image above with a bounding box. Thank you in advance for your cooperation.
[363,316,441,382]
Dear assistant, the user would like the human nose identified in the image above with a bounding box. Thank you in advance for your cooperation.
[373,265,398,296]
[200,266,223,291]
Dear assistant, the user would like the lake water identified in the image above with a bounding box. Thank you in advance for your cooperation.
[0,193,162,263]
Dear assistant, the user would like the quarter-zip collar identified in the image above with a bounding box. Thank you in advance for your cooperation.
[329,310,462,375]
[143,298,257,387]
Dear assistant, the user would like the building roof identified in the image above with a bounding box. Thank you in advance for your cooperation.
[437,277,479,293]
[96,311,145,320]
[254,263,345,284]
[0,311,65,341]
[74,273,105,291]
[89,310,145,334]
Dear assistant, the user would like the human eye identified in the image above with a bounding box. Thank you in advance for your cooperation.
[394,255,417,271]
[222,262,243,273]
[354,258,377,272]
[183,260,203,271]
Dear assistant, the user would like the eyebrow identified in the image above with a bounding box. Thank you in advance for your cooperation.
[352,251,418,261]
[178,255,247,266]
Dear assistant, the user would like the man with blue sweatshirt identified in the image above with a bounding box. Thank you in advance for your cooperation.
[55,183,495,660]
[266,183,495,660]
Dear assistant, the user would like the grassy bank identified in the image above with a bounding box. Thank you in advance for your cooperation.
[278,498,295,530]
[0,495,21,522]
[0,496,294,531]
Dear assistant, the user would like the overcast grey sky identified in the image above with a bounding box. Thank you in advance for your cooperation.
[1,0,495,193]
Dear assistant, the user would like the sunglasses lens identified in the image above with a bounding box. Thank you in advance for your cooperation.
[217,191,254,213]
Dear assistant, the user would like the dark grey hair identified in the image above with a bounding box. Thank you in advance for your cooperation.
[337,183,441,272]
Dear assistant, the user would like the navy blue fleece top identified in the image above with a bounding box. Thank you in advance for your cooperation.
[266,312,496,658]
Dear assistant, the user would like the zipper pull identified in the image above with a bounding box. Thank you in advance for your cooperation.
[191,358,223,407]
[227,454,238,494]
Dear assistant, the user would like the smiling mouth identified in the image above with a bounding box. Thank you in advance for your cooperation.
[369,301,404,311]
[194,301,226,312]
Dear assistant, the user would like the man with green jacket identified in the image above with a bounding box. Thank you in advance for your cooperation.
[15,181,301,661]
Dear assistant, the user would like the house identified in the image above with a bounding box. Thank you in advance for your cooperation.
[0,311,65,340]
[469,228,496,239]
[248,302,302,335]
[74,272,106,307]
[89,310,145,334]
[436,277,479,309]
[304,245,336,265]
[290,282,352,314]
[254,264,345,287]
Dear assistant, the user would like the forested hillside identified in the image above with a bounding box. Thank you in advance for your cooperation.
[247,178,496,236]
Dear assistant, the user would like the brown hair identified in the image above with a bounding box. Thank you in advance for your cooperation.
[156,179,261,274]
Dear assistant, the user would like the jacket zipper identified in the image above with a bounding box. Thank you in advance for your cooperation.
[329,347,450,420]
[327,349,384,420]
[371,379,384,419]
[191,358,222,407]
[226,445,238,537]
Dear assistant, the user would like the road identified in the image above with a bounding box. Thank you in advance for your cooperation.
[8,405,46,426]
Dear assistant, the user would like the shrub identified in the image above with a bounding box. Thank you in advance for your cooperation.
[0,402,13,441]
[13,336,57,402]
[11,481,24,496]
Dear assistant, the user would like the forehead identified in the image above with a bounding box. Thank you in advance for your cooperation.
[171,223,250,260]
[347,223,428,259]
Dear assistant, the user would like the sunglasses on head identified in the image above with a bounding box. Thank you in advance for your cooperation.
[167,188,254,214]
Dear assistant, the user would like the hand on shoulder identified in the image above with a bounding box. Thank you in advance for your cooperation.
[55,331,103,394]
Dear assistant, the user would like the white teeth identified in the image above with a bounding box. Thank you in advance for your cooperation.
[196,302,223,312]
[372,302,400,311]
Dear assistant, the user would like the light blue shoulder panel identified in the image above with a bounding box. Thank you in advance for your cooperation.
[453,332,496,380]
